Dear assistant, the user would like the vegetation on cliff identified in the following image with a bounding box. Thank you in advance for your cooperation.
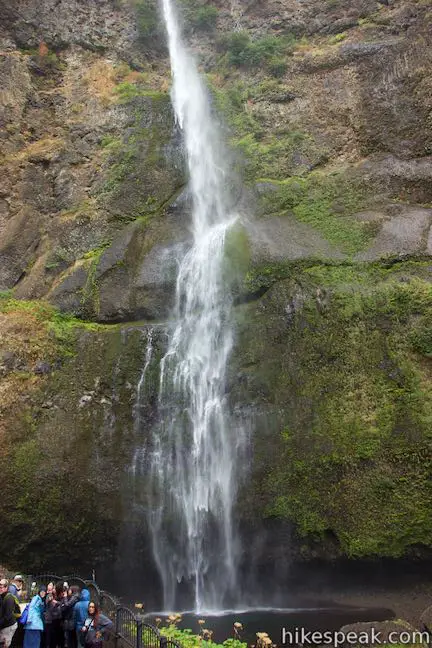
[0,0,432,571]
[0,295,126,568]
[233,260,432,558]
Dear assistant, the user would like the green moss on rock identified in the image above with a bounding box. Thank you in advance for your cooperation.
[0,294,103,357]
[100,88,185,221]
[207,77,328,180]
[232,262,432,558]
[217,31,295,72]
[257,171,376,254]
[0,320,157,571]
[224,222,251,286]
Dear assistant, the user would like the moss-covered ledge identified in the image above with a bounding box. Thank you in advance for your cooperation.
[242,256,432,296]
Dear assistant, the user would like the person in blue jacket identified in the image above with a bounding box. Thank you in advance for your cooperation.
[73,590,90,645]
[24,586,47,648]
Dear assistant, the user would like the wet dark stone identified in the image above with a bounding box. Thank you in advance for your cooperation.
[33,360,52,375]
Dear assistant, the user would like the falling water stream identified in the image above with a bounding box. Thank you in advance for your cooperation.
[124,2,403,627]
[145,0,245,613]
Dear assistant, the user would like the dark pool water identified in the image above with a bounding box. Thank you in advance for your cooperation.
[144,605,395,645]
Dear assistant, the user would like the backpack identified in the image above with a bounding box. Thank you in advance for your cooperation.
[5,593,22,621]
[19,603,30,625]
[79,618,94,648]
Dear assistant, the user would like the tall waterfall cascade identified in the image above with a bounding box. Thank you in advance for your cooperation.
[142,0,245,613]
[131,328,154,478]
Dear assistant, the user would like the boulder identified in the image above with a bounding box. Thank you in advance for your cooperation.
[355,207,432,261]
[244,213,346,263]
[339,620,425,647]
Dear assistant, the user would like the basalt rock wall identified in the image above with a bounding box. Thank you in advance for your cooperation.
[0,0,431,578]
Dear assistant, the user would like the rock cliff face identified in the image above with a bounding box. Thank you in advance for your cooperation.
[0,0,431,577]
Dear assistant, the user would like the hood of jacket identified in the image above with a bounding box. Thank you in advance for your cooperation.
[80,589,90,602]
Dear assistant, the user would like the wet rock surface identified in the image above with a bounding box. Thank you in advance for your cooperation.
[0,0,431,311]
[1,0,432,576]
[245,214,346,262]
[339,620,422,647]
[355,207,432,260]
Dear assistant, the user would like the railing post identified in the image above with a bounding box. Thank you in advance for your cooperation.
[115,607,121,636]
[160,636,167,648]
[114,606,121,648]
[136,618,143,648]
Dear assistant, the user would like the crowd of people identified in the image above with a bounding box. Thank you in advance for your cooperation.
[0,577,113,648]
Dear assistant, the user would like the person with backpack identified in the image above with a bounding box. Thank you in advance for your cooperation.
[79,603,112,648]
[23,587,46,648]
[0,579,19,648]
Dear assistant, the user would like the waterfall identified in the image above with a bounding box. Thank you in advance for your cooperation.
[146,0,245,613]
[131,328,154,478]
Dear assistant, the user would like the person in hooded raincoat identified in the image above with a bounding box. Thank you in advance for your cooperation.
[72,591,90,647]
[24,586,47,648]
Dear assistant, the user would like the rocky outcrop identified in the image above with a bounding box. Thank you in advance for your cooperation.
[355,206,432,261]
[0,302,165,570]
[339,620,423,647]
[1,0,432,312]
[0,2,183,305]
[245,213,345,262]
[48,212,190,321]
[0,0,138,60]
[230,261,432,560]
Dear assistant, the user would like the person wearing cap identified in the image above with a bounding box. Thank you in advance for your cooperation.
[0,579,18,648]
[9,577,24,602]
[24,586,46,648]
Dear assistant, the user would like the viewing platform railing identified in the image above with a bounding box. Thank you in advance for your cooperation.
[15,573,182,648]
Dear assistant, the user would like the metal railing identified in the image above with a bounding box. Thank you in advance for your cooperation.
[15,574,182,648]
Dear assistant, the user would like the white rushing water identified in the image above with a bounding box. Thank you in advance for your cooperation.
[146,0,244,612]
[131,328,154,478]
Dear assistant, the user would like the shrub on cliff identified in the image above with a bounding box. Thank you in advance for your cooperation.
[178,0,218,32]
[132,0,165,48]
[191,5,218,30]
[218,31,295,72]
